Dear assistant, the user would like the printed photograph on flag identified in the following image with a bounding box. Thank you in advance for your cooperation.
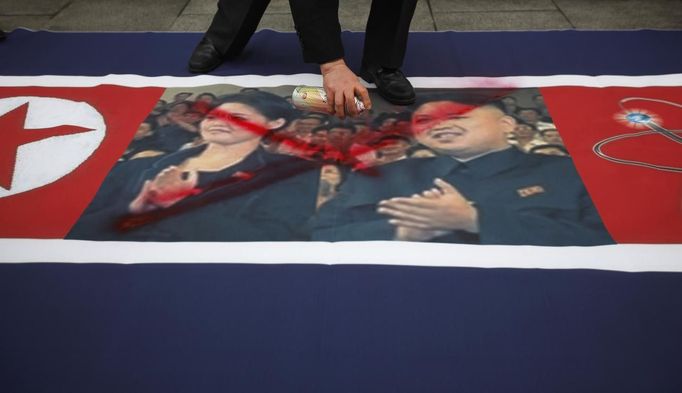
[64,85,613,245]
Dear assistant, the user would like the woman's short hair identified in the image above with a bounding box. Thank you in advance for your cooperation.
[213,91,296,128]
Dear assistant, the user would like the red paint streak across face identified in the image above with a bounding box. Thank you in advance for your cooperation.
[206,107,379,170]
[410,87,516,136]
[411,102,477,136]
[206,107,271,136]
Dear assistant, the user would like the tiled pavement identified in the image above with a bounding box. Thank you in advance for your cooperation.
[1,0,681,32]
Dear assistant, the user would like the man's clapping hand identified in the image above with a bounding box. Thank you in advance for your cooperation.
[377,178,479,241]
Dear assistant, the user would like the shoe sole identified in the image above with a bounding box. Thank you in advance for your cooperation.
[188,62,222,74]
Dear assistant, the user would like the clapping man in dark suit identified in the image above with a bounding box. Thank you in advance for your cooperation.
[312,92,614,246]
[188,0,418,116]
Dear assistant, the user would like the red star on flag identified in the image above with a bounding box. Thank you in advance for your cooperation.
[0,102,94,190]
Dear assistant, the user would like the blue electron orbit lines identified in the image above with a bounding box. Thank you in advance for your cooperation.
[593,97,682,173]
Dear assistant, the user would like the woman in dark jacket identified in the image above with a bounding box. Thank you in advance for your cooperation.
[68,91,321,241]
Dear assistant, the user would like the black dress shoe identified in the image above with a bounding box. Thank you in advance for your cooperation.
[188,36,224,74]
[360,66,416,106]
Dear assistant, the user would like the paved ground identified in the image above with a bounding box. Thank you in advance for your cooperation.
[1,0,681,33]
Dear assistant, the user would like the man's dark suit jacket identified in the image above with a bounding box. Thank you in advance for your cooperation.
[312,147,614,246]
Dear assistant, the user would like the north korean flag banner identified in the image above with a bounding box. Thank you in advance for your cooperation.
[0,76,679,265]
[0,85,164,238]
[0,30,681,393]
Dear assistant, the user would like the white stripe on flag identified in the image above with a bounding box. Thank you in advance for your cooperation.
[1,239,680,272]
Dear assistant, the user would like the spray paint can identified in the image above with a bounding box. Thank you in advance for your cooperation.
[292,86,365,114]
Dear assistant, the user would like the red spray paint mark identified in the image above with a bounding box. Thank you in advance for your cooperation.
[114,89,520,230]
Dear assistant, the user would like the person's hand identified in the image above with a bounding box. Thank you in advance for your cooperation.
[129,166,199,213]
[377,178,479,234]
[129,179,157,214]
[147,166,199,208]
[388,185,450,241]
[320,59,371,118]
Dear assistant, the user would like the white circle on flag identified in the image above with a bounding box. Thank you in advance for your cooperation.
[0,96,106,198]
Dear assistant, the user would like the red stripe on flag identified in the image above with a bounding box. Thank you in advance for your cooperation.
[541,86,682,243]
[0,85,164,238]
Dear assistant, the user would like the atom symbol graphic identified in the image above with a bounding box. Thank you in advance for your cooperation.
[594,97,682,173]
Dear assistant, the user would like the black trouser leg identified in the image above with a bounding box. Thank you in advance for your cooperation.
[361,0,418,70]
[0,29,6,41]
[289,0,344,64]
[205,0,271,57]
